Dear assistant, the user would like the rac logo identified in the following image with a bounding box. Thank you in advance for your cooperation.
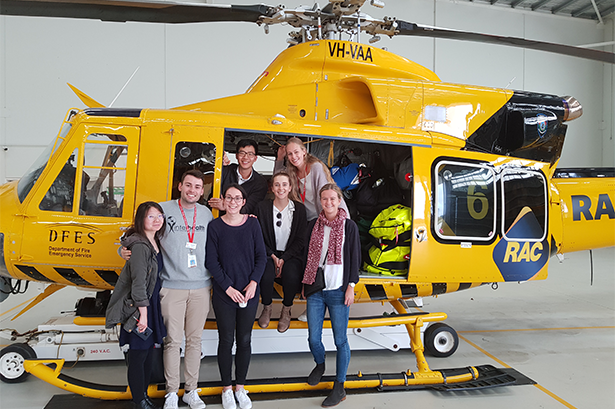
[571,193,615,221]
[503,241,543,263]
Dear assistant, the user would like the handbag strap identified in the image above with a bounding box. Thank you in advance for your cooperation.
[320,249,329,268]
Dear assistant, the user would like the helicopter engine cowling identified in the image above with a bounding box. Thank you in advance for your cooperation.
[466,92,582,164]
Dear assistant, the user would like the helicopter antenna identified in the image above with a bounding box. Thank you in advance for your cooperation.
[109,66,140,107]
[505,76,516,89]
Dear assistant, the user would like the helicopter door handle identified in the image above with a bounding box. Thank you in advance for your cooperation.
[415,227,427,242]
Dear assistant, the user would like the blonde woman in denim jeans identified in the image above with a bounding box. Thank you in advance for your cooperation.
[302,184,360,407]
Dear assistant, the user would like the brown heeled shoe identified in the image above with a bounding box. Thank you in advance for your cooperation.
[277,305,292,333]
[258,304,272,328]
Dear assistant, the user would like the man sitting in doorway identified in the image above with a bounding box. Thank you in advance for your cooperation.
[208,139,268,215]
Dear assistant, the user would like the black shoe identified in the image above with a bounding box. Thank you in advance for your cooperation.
[321,381,346,407]
[133,398,158,409]
[307,362,325,386]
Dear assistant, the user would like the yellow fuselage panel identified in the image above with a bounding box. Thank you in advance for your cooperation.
[555,177,615,253]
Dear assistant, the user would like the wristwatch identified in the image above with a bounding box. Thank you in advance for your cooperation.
[348,282,356,288]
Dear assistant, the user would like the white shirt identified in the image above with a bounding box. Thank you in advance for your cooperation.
[236,167,253,185]
[274,201,294,251]
[320,222,346,291]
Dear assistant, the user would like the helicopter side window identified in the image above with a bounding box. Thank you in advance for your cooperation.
[501,170,547,241]
[434,161,496,241]
[79,134,128,217]
[39,148,79,212]
[170,142,216,202]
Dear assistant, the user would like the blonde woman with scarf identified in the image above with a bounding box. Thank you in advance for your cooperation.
[302,183,360,407]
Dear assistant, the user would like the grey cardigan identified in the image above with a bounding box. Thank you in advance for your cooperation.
[105,233,158,329]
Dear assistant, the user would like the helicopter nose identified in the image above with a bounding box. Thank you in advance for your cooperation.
[562,96,582,121]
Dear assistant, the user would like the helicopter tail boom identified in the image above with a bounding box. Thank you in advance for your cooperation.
[553,168,615,253]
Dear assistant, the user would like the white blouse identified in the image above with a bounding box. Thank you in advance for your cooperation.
[274,200,294,252]
[319,221,346,291]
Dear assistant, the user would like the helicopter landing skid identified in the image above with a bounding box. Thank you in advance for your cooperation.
[20,310,521,400]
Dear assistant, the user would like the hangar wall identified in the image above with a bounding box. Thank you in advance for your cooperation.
[0,0,613,184]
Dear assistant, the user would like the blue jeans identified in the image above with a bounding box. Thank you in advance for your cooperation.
[307,288,350,382]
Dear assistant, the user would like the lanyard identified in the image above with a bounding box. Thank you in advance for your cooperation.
[178,199,197,244]
[297,164,308,203]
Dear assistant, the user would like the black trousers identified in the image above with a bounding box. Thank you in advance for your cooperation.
[260,256,304,306]
[127,348,154,403]
[213,296,258,386]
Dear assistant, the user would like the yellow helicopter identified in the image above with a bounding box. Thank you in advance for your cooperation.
[0,0,613,400]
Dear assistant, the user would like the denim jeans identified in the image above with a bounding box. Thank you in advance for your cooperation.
[307,288,350,382]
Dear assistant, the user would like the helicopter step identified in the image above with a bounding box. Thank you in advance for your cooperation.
[20,311,488,400]
[0,307,457,383]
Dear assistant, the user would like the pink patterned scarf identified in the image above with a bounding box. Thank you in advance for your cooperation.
[302,208,347,285]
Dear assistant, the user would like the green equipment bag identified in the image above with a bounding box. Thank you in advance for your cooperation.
[368,204,412,244]
[363,243,410,276]
[364,204,412,276]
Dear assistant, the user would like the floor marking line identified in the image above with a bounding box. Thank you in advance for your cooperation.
[459,334,578,409]
[458,334,510,368]
[459,326,615,333]
[534,384,578,409]
[0,296,38,318]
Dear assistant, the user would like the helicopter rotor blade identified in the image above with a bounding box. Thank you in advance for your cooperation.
[395,20,615,65]
[0,0,275,23]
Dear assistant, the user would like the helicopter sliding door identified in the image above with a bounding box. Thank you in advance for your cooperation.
[17,125,139,290]
[410,147,551,285]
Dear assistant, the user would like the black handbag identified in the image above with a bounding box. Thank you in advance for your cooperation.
[304,266,325,298]
[304,250,328,298]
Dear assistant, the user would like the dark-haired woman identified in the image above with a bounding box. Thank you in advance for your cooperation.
[206,183,267,409]
[303,184,360,407]
[255,172,307,332]
[106,201,167,409]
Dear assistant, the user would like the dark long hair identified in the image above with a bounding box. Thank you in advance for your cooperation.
[125,201,166,242]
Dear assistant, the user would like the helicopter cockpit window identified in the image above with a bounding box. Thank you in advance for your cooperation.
[79,134,128,217]
[434,161,496,241]
[171,142,216,202]
[501,170,547,241]
[39,148,78,212]
[17,124,71,203]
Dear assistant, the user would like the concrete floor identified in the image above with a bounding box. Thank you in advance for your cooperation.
[1,247,613,409]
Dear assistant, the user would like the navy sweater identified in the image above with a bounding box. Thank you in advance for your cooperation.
[205,217,267,308]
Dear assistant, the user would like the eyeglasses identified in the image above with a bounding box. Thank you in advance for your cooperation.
[147,214,165,220]
[236,151,256,159]
[276,212,282,227]
[224,196,244,203]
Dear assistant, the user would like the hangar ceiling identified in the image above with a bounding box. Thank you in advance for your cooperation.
[452,0,614,22]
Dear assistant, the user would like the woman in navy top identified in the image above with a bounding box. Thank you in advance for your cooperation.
[206,183,267,409]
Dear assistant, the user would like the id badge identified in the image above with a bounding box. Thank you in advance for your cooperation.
[188,254,197,268]
[186,242,197,250]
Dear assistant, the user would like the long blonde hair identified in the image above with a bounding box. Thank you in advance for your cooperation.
[284,138,336,199]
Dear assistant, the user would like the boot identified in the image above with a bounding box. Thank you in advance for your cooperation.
[258,304,273,328]
[143,395,158,409]
[277,305,292,333]
[307,362,325,386]
[133,398,158,409]
[321,381,346,407]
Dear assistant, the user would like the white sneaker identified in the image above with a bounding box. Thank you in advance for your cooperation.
[298,308,307,322]
[182,389,206,409]
[163,392,179,409]
[235,389,252,409]
[221,388,237,409]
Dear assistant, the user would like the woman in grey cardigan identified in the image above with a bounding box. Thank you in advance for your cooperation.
[106,201,166,409]
[275,137,349,221]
